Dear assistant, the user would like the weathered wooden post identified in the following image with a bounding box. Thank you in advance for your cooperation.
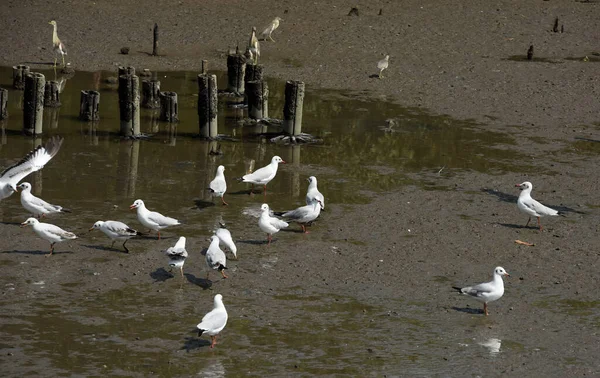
[23,72,45,135]
[152,23,159,56]
[142,79,161,108]
[198,74,218,138]
[0,88,8,120]
[283,80,305,136]
[12,65,30,90]
[79,90,100,121]
[246,80,269,119]
[118,74,141,137]
[227,50,247,95]
[118,66,135,77]
[159,91,179,122]
[244,64,264,85]
[44,81,61,107]
[201,60,208,75]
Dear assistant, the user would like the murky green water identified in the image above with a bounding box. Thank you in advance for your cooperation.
[0,66,575,376]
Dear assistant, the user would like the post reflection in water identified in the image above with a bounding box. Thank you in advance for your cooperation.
[283,145,301,198]
[116,139,140,199]
[46,107,60,130]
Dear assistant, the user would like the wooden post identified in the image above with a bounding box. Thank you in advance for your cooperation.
[227,51,247,95]
[0,88,7,120]
[44,81,61,107]
[142,79,161,108]
[118,74,141,137]
[118,66,136,77]
[246,80,268,119]
[527,45,534,61]
[198,74,218,138]
[283,80,305,136]
[79,90,100,121]
[244,64,264,86]
[152,23,159,56]
[12,65,30,90]
[159,91,179,122]
[202,60,208,75]
[23,72,45,135]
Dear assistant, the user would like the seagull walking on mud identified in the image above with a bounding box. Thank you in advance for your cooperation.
[274,198,322,233]
[209,165,228,205]
[197,294,228,349]
[215,223,237,260]
[258,203,288,245]
[49,20,67,67]
[205,235,228,280]
[377,55,389,79]
[19,182,70,218]
[20,218,77,256]
[261,17,283,42]
[89,220,141,253]
[305,176,325,210]
[453,267,510,316]
[515,181,560,231]
[130,199,180,240]
[165,236,188,278]
[0,136,64,201]
[238,156,285,195]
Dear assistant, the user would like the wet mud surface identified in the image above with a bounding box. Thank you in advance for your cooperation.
[0,0,599,376]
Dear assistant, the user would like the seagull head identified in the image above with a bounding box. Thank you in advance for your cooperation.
[272,156,286,165]
[494,267,510,277]
[515,182,532,191]
[217,165,225,173]
[9,184,19,193]
[20,218,38,227]
[89,221,104,232]
[129,199,144,210]
[260,203,270,212]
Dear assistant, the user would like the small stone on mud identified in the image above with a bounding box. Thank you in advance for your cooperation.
[120,47,130,55]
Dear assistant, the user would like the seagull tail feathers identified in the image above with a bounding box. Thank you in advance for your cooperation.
[452,286,463,293]
[218,264,227,271]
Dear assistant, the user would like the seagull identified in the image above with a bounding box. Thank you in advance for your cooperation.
[49,20,67,68]
[248,27,260,64]
[515,181,560,231]
[215,223,237,260]
[239,156,285,194]
[305,176,325,210]
[0,136,64,201]
[197,294,228,349]
[259,203,288,245]
[165,236,188,278]
[129,199,180,240]
[89,220,141,253]
[20,217,77,256]
[377,55,389,79]
[209,165,228,206]
[205,235,228,280]
[261,17,283,42]
[18,182,70,218]
[453,267,510,316]
[274,198,322,233]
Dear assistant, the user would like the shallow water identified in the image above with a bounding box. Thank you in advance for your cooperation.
[0,66,565,376]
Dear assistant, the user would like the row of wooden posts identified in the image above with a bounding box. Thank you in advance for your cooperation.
[0,52,305,138]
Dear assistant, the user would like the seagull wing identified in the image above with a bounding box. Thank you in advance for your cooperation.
[106,221,138,237]
[147,211,179,226]
[525,198,558,216]
[198,308,227,332]
[0,136,64,186]
[45,224,76,239]
[242,164,274,183]
[209,176,226,193]
[269,216,289,229]
[461,282,494,298]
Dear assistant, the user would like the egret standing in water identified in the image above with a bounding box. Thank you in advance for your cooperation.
[49,20,67,68]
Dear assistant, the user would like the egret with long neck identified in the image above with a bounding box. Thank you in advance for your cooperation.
[49,20,67,67]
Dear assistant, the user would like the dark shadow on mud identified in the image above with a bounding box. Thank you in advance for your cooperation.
[481,188,518,203]
[182,336,211,351]
[498,223,529,229]
[1,249,73,255]
[452,306,484,315]
[228,189,263,196]
[185,273,212,289]
[150,267,174,282]
[193,199,216,209]
[237,239,270,245]
[81,244,127,253]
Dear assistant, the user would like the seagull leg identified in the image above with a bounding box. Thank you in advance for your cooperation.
[301,224,308,233]
[267,234,272,245]
[122,240,130,253]
[46,242,55,257]
[537,217,543,231]
[62,55,65,67]
[221,196,228,206]
[210,335,216,348]
[220,270,228,279]
[525,217,531,228]
[157,231,161,240]
[484,303,489,316]
[180,266,184,278]
[110,240,116,249]
[269,33,275,42]
[53,57,57,67]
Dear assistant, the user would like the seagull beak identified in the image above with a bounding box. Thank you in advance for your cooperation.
[88,227,95,232]
[129,205,136,210]
[281,160,286,164]
[514,184,521,188]
[20,222,28,228]
[505,272,510,277]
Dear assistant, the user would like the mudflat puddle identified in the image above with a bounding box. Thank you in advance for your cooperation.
[0,66,557,376]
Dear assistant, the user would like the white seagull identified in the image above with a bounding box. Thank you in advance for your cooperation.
[274,198,322,233]
[197,294,228,349]
[516,181,560,231]
[0,136,63,201]
[453,266,510,316]
[89,220,141,253]
[305,176,325,210]
[215,223,237,260]
[20,217,77,256]
[209,165,228,205]
[165,236,188,278]
[18,182,70,218]
[239,156,285,194]
[129,199,180,240]
[261,17,283,42]
[259,203,289,245]
[205,235,228,280]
